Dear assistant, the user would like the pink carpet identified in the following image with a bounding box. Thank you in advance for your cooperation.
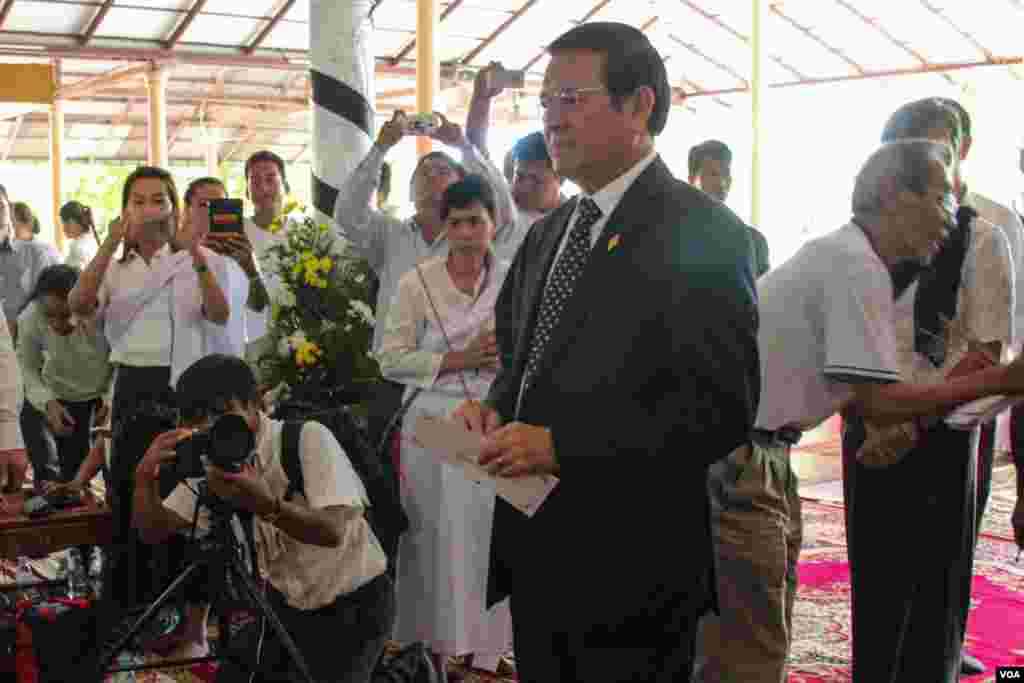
[789,501,1024,682]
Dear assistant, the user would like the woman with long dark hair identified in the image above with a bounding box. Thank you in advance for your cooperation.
[67,166,230,609]
[61,200,100,269]
[16,264,112,489]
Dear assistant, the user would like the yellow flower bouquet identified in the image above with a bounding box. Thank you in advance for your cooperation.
[257,200,380,406]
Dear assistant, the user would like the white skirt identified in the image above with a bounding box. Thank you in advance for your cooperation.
[392,390,513,663]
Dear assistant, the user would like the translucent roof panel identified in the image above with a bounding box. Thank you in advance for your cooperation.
[6,1,94,35]
[92,6,182,42]
[180,14,266,47]
[939,2,1024,59]
[440,6,514,40]
[263,20,308,51]
[371,1,419,33]
[201,0,282,17]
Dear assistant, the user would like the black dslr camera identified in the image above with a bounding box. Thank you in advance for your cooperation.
[174,413,256,479]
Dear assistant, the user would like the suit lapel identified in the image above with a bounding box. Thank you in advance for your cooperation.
[526,158,671,388]
[511,198,579,375]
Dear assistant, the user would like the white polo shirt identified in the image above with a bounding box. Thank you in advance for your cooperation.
[755,222,902,431]
[244,218,287,345]
[164,413,387,610]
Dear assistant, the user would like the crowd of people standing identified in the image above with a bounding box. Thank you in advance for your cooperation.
[0,19,1022,683]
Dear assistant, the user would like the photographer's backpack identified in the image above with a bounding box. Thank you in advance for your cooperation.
[279,405,408,578]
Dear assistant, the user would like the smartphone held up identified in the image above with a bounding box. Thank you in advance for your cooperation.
[209,198,244,234]
[404,113,440,136]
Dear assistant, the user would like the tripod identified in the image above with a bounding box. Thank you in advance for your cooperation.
[95,484,315,683]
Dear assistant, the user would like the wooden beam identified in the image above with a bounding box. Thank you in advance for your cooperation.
[223,127,257,162]
[680,1,806,80]
[769,3,865,75]
[114,123,141,159]
[0,0,16,32]
[919,0,993,60]
[668,33,748,87]
[19,111,308,134]
[3,115,22,161]
[522,0,612,71]
[80,0,114,46]
[165,0,208,49]
[462,0,539,65]
[245,0,295,55]
[675,56,1023,98]
[56,62,155,100]
[832,0,930,66]
[392,0,466,64]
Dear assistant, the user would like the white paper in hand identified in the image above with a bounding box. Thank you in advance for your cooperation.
[413,415,559,517]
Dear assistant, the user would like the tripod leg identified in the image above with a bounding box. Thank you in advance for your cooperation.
[95,561,201,681]
[226,557,317,683]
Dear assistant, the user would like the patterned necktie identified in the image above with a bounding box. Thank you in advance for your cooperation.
[523,197,603,390]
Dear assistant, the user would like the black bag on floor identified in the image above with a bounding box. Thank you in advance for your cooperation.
[372,642,439,683]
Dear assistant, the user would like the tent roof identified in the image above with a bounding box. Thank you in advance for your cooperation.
[0,0,1018,162]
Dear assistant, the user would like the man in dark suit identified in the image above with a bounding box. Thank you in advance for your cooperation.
[455,22,760,683]
[688,139,770,277]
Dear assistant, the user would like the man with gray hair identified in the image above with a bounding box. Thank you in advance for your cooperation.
[694,138,1024,683]
[841,97,1015,681]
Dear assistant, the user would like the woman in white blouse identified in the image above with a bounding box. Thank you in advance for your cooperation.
[61,201,100,269]
[68,166,229,608]
[377,175,511,680]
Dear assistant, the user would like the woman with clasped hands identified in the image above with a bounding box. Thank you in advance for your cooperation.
[376,175,512,681]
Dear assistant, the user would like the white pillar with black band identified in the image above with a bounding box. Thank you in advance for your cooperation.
[309,0,376,227]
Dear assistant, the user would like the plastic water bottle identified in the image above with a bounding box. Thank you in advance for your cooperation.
[15,555,38,603]
[66,549,89,599]
[109,652,139,682]
[14,555,32,584]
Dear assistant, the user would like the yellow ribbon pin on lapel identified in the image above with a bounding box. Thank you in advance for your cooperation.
[608,234,621,252]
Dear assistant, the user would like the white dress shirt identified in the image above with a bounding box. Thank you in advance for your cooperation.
[548,150,658,274]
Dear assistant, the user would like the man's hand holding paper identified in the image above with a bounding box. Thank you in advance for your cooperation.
[479,422,559,477]
[415,414,557,517]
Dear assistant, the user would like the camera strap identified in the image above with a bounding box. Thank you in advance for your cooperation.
[281,420,304,503]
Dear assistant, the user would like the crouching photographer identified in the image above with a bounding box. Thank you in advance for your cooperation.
[132,354,395,683]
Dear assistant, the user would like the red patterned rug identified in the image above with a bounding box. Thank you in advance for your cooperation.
[790,500,1024,682]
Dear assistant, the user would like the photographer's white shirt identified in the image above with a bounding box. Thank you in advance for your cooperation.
[164,413,387,610]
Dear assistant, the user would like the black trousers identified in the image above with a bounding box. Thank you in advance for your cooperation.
[20,398,99,486]
[365,379,405,452]
[103,365,191,608]
[843,418,976,683]
[976,420,996,534]
[253,574,396,683]
[510,592,701,683]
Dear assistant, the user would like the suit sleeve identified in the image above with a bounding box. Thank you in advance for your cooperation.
[552,206,760,475]
[485,230,531,421]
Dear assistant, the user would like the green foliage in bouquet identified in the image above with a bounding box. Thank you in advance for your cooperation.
[258,199,380,403]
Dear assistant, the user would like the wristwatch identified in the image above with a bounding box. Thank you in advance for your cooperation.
[193,262,210,274]
[260,496,283,525]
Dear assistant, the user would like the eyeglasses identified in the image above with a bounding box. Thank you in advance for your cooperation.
[538,87,606,112]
